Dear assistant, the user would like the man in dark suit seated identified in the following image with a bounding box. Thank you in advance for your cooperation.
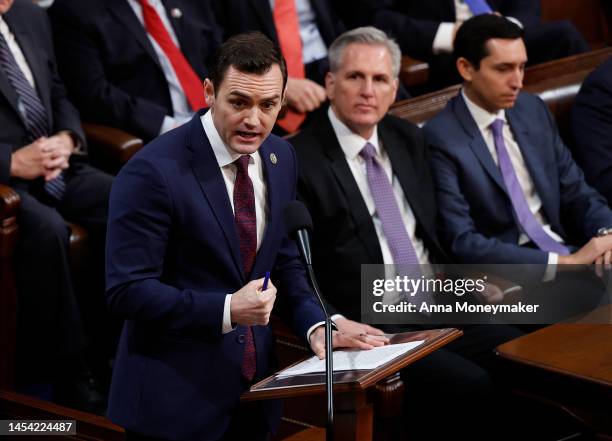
[426,14,612,269]
[290,26,525,440]
[338,0,589,91]
[105,32,377,441]
[48,0,221,142]
[571,58,612,206]
[214,0,343,133]
[0,0,112,413]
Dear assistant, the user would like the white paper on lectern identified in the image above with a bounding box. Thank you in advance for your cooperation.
[276,340,425,378]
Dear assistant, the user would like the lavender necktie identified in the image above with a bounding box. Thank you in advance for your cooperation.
[360,143,434,310]
[463,0,493,15]
[0,32,65,201]
[490,119,569,255]
[360,143,420,265]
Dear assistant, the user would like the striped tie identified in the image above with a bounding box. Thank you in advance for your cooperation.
[0,31,65,200]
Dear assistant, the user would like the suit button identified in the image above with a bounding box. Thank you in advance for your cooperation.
[237,334,245,344]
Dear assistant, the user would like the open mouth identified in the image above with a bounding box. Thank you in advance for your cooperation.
[236,130,258,140]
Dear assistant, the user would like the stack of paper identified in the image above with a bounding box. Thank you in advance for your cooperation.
[276,341,425,378]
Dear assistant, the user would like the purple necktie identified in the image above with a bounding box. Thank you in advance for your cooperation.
[360,143,420,265]
[490,119,569,255]
[360,143,434,309]
[463,0,493,15]
[0,32,65,201]
[233,155,257,381]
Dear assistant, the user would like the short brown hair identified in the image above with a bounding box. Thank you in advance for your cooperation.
[208,32,288,94]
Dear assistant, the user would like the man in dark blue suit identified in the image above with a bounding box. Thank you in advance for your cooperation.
[572,58,612,206]
[105,32,377,441]
[48,0,221,142]
[425,15,612,269]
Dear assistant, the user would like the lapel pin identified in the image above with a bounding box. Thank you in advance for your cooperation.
[170,8,182,18]
[270,153,278,165]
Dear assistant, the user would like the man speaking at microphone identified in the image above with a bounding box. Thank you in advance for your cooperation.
[105,32,381,441]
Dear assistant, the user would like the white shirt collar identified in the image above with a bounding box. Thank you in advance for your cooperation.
[201,110,244,168]
[461,88,507,132]
[328,106,380,160]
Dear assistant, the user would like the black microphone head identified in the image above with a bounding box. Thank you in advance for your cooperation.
[283,200,313,236]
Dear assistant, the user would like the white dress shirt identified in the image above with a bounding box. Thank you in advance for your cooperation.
[462,90,561,273]
[433,0,522,54]
[202,110,324,339]
[127,0,192,134]
[328,107,430,266]
[0,16,35,89]
[269,0,328,64]
[201,110,268,334]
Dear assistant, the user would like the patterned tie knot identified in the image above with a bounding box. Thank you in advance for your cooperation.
[359,142,377,161]
[490,118,504,137]
[235,155,251,173]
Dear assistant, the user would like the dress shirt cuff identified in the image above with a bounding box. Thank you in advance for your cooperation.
[433,22,456,54]
[543,253,558,282]
[222,294,235,334]
[306,316,341,343]
[506,16,523,29]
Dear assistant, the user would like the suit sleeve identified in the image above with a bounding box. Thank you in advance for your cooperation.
[39,7,85,146]
[105,157,226,337]
[49,2,167,141]
[425,127,549,265]
[571,66,612,205]
[537,97,612,240]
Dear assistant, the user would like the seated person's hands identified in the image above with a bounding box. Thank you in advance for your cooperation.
[9,131,74,180]
[284,77,326,114]
[41,132,74,181]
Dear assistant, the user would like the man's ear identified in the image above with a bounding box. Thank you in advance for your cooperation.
[456,57,475,82]
[324,71,335,101]
[204,79,215,106]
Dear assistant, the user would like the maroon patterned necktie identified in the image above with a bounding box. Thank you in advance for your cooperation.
[233,155,257,381]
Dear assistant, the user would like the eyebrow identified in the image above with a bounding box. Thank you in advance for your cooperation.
[228,91,281,101]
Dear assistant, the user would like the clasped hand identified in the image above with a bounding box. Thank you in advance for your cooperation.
[10,132,74,181]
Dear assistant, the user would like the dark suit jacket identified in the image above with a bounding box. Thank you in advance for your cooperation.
[425,92,612,265]
[571,59,612,205]
[105,110,325,440]
[291,110,448,321]
[337,0,539,61]
[0,0,84,186]
[48,0,221,141]
[214,0,344,83]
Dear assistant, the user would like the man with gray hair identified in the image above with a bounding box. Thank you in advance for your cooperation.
[290,26,525,440]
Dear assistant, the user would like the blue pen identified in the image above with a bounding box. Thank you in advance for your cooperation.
[262,271,271,291]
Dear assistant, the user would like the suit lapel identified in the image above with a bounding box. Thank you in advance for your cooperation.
[250,141,280,277]
[4,11,52,129]
[379,120,424,227]
[319,114,383,262]
[249,0,278,42]
[188,112,244,280]
[453,95,508,194]
[0,69,23,126]
[506,106,557,224]
[108,0,161,69]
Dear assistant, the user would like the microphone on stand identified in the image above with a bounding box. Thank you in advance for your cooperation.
[284,201,334,441]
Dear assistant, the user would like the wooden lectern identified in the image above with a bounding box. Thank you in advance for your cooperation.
[242,328,462,441]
